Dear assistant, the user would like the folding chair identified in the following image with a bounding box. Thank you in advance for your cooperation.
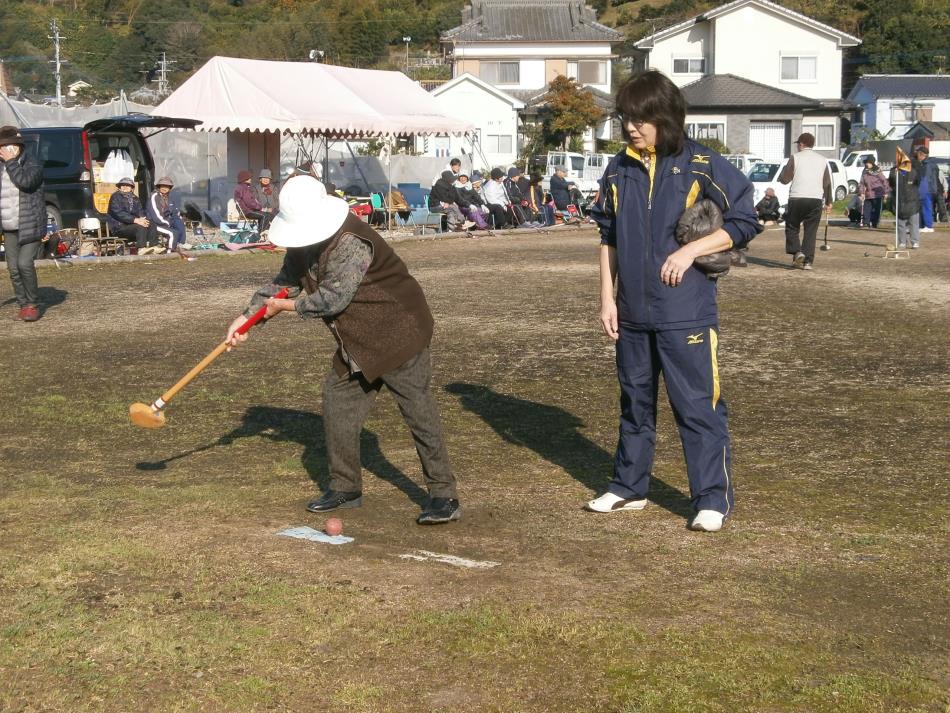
[77,217,127,256]
[221,199,260,242]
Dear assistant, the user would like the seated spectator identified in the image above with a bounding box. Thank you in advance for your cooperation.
[755,187,781,224]
[503,167,531,225]
[549,166,577,222]
[234,169,274,232]
[253,169,279,214]
[454,174,488,230]
[428,170,467,231]
[107,177,157,248]
[528,173,556,226]
[481,168,515,228]
[147,176,187,252]
[433,157,462,186]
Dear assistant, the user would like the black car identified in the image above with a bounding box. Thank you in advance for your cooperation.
[20,114,201,230]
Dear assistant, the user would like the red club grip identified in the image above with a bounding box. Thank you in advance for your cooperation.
[236,287,290,335]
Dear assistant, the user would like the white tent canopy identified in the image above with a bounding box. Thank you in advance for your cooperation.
[154,56,473,137]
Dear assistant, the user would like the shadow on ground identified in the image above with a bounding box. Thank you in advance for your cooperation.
[135,405,427,505]
[445,382,692,516]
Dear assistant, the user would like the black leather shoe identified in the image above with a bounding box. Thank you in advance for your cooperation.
[416,497,461,525]
[306,490,362,513]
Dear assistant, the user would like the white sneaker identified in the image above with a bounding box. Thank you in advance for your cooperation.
[585,492,647,513]
[690,510,725,532]
[920,227,934,233]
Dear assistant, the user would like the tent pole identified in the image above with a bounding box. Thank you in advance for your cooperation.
[323,134,330,186]
[344,139,372,195]
[387,136,394,233]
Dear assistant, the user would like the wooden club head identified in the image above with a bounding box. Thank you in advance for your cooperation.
[129,402,167,429]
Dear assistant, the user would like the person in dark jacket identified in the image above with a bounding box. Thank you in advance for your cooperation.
[858,158,889,228]
[913,145,946,231]
[107,176,157,248]
[755,187,781,223]
[454,175,488,230]
[0,126,46,322]
[587,71,761,532]
[147,175,187,252]
[428,170,466,231]
[234,169,274,231]
[549,166,571,211]
[253,168,279,215]
[889,157,921,249]
[226,176,460,525]
[527,173,555,226]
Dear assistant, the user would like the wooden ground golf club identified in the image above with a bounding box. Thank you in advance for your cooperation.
[129,288,289,428]
[820,211,830,251]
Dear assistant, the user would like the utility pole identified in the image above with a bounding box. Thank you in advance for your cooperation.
[157,52,176,95]
[48,19,66,105]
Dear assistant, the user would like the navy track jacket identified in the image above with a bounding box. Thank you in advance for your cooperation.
[592,139,761,331]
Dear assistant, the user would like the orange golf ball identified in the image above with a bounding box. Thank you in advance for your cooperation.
[325,517,343,537]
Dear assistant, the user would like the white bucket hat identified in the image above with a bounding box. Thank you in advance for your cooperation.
[266,175,350,248]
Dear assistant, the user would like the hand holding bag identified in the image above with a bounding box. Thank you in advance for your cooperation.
[674,199,733,280]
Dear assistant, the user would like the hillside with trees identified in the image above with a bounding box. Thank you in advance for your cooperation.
[0,0,946,101]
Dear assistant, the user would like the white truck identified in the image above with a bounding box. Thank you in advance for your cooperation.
[543,151,612,195]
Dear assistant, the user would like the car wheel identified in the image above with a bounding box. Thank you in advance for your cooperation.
[848,180,858,194]
[835,185,847,202]
[46,205,63,231]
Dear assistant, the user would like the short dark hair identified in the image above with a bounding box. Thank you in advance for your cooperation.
[796,132,816,148]
[614,70,686,157]
[450,158,462,167]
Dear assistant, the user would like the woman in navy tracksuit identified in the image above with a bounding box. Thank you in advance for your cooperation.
[587,71,760,532]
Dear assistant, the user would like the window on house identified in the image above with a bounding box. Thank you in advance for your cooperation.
[686,122,725,143]
[480,62,519,85]
[485,134,513,153]
[781,56,817,81]
[571,60,606,84]
[673,58,706,75]
[801,123,834,148]
[891,104,933,123]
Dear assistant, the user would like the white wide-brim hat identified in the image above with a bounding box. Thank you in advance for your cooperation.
[267,175,350,248]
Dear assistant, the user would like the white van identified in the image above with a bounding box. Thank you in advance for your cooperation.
[544,151,612,194]
[723,154,764,173]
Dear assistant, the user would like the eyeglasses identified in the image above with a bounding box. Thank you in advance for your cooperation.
[617,114,648,129]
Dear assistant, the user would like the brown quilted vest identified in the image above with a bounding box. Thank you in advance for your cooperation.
[305,213,434,381]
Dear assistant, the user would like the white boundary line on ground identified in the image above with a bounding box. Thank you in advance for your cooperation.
[398,550,501,569]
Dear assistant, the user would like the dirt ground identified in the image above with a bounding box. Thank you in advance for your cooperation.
[0,222,948,712]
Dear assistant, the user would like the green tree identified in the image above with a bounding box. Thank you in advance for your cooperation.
[541,76,604,149]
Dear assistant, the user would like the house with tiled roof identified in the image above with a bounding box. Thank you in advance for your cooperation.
[438,0,623,162]
[846,75,950,140]
[634,0,861,161]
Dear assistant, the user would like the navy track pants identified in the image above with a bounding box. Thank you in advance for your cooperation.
[609,325,734,515]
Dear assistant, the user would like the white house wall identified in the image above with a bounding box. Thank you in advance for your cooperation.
[452,42,613,92]
[713,6,843,99]
[647,24,712,86]
[858,96,950,139]
[521,60,546,89]
[647,6,843,99]
[424,78,520,168]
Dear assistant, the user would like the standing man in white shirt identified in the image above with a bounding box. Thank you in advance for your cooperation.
[778,132,832,270]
